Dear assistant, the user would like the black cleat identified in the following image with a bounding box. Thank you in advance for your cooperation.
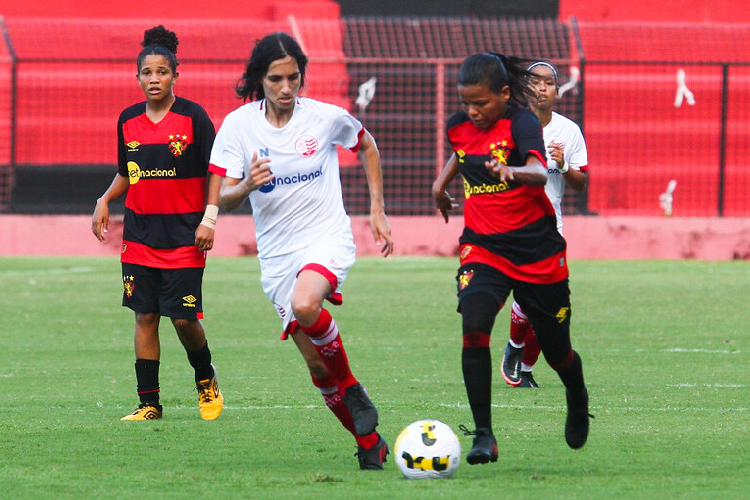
[565,386,594,449]
[517,371,539,388]
[355,435,389,470]
[459,425,498,465]
[501,342,524,386]
[343,383,379,436]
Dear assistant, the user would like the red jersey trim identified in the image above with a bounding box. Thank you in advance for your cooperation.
[121,241,206,269]
[528,149,546,165]
[349,127,365,153]
[459,244,568,284]
[209,163,227,177]
[299,263,343,305]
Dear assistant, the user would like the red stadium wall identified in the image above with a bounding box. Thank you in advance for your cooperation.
[560,0,750,22]
[2,215,750,260]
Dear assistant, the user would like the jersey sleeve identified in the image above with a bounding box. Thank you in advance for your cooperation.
[566,125,589,172]
[209,113,245,179]
[512,110,546,166]
[329,106,364,152]
[193,104,216,168]
[116,113,127,177]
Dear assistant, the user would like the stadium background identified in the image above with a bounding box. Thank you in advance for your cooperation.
[1,0,750,258]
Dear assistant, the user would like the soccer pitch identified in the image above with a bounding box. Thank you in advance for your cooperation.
[0,256,748,499]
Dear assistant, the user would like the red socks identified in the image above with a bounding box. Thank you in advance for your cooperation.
[300,309,357,390]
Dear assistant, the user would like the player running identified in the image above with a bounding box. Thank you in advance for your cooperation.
[432,53,593,463]
[501,61,589,389]
[92,25,223,421]
[209,33,394,470]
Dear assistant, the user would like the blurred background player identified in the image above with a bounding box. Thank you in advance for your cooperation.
[209,33,394,469]
[501,61,589,389]
[92,26,224,421]
[433,52,592,462]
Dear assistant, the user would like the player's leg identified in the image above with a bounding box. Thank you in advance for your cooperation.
[514,279,592,449]
[518,327,541,388]
[164,267,223,420]
[120,264,163,421]
[501,300,530,386]
[456,263,510,465]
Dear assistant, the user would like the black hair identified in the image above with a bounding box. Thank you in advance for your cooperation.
[137,25,179,73]
[236,32,308,102]
[458,52,536,108]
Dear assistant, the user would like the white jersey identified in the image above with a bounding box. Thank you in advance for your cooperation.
[542,112,588,234]
[209,97,363,264]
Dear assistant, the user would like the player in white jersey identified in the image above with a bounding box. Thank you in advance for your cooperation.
[209,33,393,470]
[500,62,589,388]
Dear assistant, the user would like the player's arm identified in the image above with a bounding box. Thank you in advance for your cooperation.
[486,154,548,186]
[359,128,393,257]
[92,173,129,242]
[218,152,273,212]
[195,173,222,250]
[431,153,460,223]
[548,141,587,191]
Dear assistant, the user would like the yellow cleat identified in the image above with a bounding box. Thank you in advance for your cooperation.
[120,404,162,421]
[197,364,223,421]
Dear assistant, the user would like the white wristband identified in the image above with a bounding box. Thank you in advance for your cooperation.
[200,204,219,230]
[559,163,570,174]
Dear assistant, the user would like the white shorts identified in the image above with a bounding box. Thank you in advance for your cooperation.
[259,234,356,337]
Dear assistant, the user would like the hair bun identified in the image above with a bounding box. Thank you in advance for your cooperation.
[142,25,178,54]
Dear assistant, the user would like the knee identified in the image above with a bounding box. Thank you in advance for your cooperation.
[171,317,198,335]
[135,312,159,328]
[292,298,322,326]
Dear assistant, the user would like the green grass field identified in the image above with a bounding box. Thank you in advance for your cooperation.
[1,256,748,499]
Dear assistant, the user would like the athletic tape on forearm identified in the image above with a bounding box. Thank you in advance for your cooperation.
[200,204,219,230]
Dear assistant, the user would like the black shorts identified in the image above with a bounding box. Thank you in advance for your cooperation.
[456,262,572,363]
[121,263,204,320]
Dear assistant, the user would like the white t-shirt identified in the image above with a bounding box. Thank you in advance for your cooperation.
[542,111,588,234]
[209,97,363,263]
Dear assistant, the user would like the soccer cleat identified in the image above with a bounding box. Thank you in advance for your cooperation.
[501,342,524,386]
[517,371,539,388]
[196,364,224,421]
[460,425,499,465]
[120,403,162,421]
[565,386,594,449]
[355,435,389,470]
[343,383,379,436]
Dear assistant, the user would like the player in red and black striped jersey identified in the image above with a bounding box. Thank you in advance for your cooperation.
[432,53,592,461]
[92,26,223,422]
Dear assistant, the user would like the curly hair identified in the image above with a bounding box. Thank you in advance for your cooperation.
[458,52,537,108]
[137,25,179,73]
[236,32,308,102]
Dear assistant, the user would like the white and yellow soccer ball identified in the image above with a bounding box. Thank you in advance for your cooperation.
[394,420,461,479]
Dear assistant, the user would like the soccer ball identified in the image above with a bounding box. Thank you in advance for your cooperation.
[394,420,461,479]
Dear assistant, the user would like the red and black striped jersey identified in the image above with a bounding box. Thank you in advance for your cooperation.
[447,106,568,284]
[117,96,215,268]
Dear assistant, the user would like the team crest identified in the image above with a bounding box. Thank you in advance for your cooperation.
[489,140,509,165]
[294,135,318,157]
[168,133,188,156]
[458,269,474,291]
[460,245,472,260]
[123,275,134,298]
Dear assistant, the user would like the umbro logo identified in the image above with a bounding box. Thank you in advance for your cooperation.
[182,295,197,308]
[126,140,140,151]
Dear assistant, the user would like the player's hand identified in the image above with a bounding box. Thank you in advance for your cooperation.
[195,224,215,250]
[242,152,274,193]
[485,159,515,183]
[548,141,565,168]
[370,210,394,257]
[92,199,109,242]
[432,189,457,223]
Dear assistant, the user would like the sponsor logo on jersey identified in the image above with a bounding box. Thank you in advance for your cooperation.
[463,177,510,199]
[182,295,197,308]
[258,166,323,193]
[169,134,189,156]
[127,161,177,185]
[294,135,319,157]
[123,275,135,298]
